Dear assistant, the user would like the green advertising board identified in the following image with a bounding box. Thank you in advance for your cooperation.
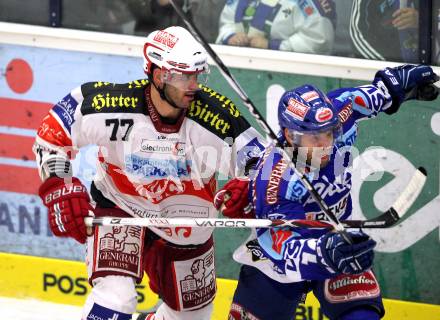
[208,67,440,305]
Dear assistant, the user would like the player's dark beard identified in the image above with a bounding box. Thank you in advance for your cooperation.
[161,83,182,110]
[150,75,183,110]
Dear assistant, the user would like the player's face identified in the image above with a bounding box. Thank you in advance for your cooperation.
[286,128,334,168]
[162,69,209,109]
[164,78,199,109]
[299,131,334,168]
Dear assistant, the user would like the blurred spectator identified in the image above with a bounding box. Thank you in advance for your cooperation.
[149,0,191,30]
[350,0,419,63]
[125,0,157,35]
[191,0,227,43]
[433,1,440,65]
[0,0,49,26]
[123,0,191,35]
[62,0,137,34]
[216,0,336,54]
[332,0,353,57]
[126,0,223,42]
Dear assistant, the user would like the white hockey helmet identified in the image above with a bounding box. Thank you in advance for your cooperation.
[143,26,209,90]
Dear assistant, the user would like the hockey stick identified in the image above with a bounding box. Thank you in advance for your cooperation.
[168,0,351,240]
[85,167,426,229]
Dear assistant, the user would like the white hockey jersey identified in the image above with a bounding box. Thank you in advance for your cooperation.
[33,79,265,245]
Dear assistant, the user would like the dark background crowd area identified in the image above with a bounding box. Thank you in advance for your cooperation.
[1,0,439,65]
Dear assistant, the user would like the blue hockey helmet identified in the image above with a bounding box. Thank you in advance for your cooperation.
[278,84,341,146]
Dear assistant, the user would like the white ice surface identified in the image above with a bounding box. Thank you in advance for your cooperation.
[0,296,83,319]
[0,297,82,320]
[0,296,142,319]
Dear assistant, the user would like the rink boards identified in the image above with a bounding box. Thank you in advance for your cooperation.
[0,252,439,320]
[1,24,440,310]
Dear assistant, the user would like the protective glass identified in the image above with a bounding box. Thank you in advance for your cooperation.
[161,67,210,91]
[287,124,342,148]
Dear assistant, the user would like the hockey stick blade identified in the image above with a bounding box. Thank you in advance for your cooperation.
[346,166,427,228]
[389,166,427,217]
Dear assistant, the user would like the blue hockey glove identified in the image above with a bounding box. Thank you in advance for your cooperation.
[374,64,439,114]
[317,231,376,275]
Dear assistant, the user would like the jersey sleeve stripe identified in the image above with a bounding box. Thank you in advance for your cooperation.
[38,112,73,147]
[51,93,79,135]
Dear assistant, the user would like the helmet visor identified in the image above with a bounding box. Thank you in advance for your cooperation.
[161,67,210,91]
[287,123,342,147]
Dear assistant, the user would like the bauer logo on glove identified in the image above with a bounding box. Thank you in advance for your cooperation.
[38,176,94,244]
[44,183,88,203]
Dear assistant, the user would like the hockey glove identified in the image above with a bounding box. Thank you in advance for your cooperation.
[39,176,94,244]
[374,64,439,114]
[213,177,254,218]
[317,231,376,275]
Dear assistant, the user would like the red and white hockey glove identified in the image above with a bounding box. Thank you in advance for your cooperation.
[38,176,94,244]
[213,177,254,218]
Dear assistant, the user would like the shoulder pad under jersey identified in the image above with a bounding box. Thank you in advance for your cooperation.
[81,79,149,115]
[188,85,251,140]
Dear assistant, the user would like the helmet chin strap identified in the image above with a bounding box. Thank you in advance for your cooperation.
[153,81,182,110]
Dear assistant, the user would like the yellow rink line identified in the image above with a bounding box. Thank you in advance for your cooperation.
[0,253,439,320]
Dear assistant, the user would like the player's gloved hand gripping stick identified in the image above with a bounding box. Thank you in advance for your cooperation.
[40,176,94,244]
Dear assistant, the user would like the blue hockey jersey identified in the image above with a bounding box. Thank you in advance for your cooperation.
[233,79,394,283]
